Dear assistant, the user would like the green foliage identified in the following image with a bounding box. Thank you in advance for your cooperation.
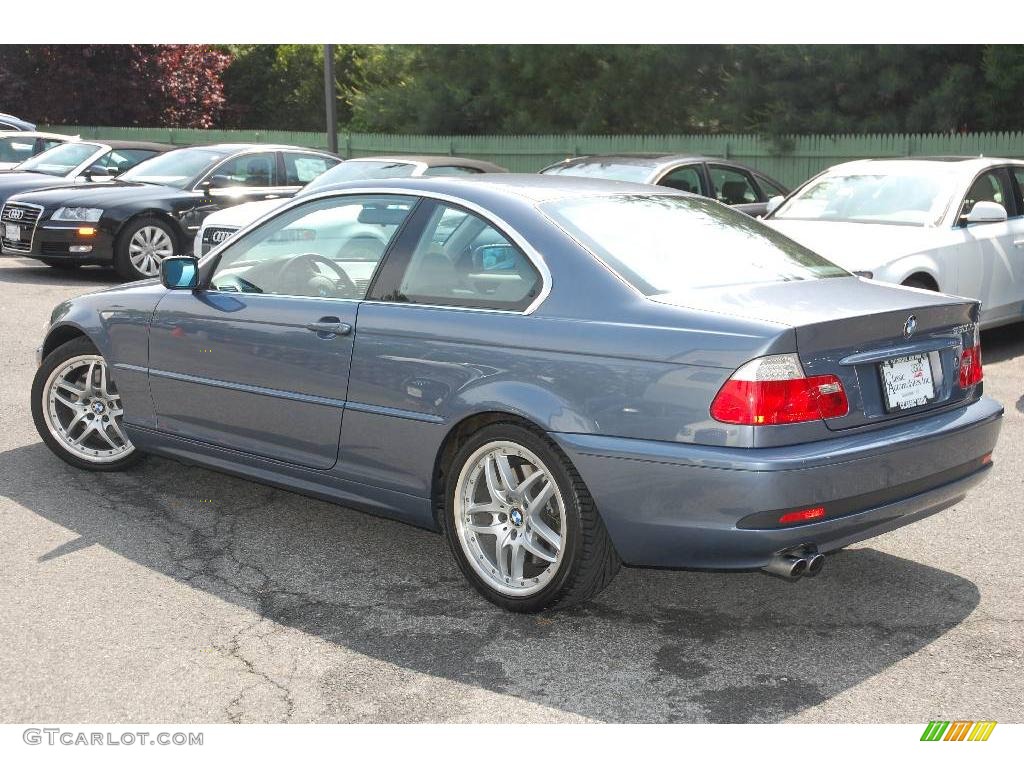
[7,44,1024,136]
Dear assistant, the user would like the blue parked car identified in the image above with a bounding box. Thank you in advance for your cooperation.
[30,175,1003,611]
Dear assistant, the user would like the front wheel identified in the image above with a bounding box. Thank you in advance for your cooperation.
[443,423,619,612]
[114,217,176,280]
[31,336,141,471]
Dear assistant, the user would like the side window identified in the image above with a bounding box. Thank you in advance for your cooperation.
[1011,168,1024,218]
[394,203,541,311]
[209,152,277,188]
[422,165,483,177]
[41,138,66,151]
[283,152,340,186]
[959,170,1012,221]
[708,165,759,205]
[209,194,415,299]
[657,165,703,194]
[755,174,787,199]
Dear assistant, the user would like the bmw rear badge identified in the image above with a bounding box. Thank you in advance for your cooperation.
[903,315,917,338]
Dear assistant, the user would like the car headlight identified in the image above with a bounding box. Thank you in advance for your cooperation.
[52,207,103,222]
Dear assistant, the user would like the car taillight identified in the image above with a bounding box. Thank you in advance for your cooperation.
[778,506,826,525]
[959,344,983,389]
[710,353,849,426]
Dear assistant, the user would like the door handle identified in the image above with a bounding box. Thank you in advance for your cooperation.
[1013,239,1024,249]
[305,318,352,337]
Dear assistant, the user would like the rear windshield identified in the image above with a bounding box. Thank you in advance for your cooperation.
[542,194,848,294]
[541,161,654,184]
[302,160,416,194]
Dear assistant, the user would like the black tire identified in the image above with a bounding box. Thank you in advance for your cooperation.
[113,216,177,281]
[441,422,620,612]
[31,336,143,472]
[902,277,936,291]
[40,259,81,270]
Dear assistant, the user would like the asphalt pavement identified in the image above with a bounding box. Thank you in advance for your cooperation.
[0,256,1021,723]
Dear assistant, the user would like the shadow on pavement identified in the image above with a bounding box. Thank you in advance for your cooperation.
[0,442,981,723]
[0,257,121,287]
[981,321,1024,365]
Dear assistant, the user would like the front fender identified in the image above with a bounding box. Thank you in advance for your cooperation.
[877,253,942,289]
[40,281,167,428]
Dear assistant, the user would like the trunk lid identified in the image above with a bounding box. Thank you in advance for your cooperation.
[651,276,981,430]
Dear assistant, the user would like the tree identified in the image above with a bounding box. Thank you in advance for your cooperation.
[348,45,731,134]
[0,45,231,128]
[712,45,987,134]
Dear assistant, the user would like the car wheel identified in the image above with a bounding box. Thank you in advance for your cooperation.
[902,277,935,291]
[442,422,620,612]
[40,259,81,270]
[114,216,176,280]
[31,336,141,472]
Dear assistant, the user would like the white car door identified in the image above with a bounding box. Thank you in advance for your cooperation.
[954,167,1021,325]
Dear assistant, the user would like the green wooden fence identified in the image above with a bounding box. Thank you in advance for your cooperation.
[41,126,1024,188]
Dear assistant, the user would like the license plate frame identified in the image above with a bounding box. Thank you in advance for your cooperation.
[880,353,936,412]
[4,223,21,242]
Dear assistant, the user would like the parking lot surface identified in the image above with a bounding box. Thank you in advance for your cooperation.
[0,255,1021,723]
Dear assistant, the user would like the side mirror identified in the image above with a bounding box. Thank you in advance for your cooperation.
[966,200,1007,224]
[160,256,199,289]
[765,195,785,216]
[82,165,112,182]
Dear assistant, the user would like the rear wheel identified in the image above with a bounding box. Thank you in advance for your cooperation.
[114,217,176,280]
[40,259,81,270]
[902,276,937,291]
[31,336,141,471]
[442,423,619,612]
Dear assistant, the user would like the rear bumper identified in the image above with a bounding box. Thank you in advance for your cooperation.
[553,396,1003,569]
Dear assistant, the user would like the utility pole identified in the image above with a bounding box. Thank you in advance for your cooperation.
[324,44,338,155]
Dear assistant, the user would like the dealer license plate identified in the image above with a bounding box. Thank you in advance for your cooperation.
[880,353,936,412]
[5,224,21,242]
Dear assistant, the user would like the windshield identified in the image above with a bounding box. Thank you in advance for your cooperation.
[772,165,961,226]
[301,160,417,195]
[542,194,848,294]
[119,147,227,188]
[17,143,100,176]
[541,161,655,184]
[0,136,39,164]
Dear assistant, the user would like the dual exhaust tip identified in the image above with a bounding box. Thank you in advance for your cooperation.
[763,548,825,580]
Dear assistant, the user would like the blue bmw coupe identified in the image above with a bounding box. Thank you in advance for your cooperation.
[31,175,1003,611]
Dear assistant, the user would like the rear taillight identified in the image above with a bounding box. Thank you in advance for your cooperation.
[778,506,826,525]
[959,344,983,389]
[710,353,849,426]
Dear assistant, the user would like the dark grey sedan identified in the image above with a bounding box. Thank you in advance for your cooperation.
[541,153,788,216]
[30,175,1002,612]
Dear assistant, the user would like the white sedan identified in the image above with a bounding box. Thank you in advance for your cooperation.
[765,157,1024,329]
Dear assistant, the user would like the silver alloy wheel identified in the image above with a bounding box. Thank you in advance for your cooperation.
[42,354,134,463]
[128,225,173,276]
[453,440,567,597]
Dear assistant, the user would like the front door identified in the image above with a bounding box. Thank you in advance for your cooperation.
[180,151,290,233]
[147,193,416,469]
[955,167,1023,324]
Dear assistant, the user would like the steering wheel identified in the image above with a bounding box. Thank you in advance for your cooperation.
[280,253,358,299]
